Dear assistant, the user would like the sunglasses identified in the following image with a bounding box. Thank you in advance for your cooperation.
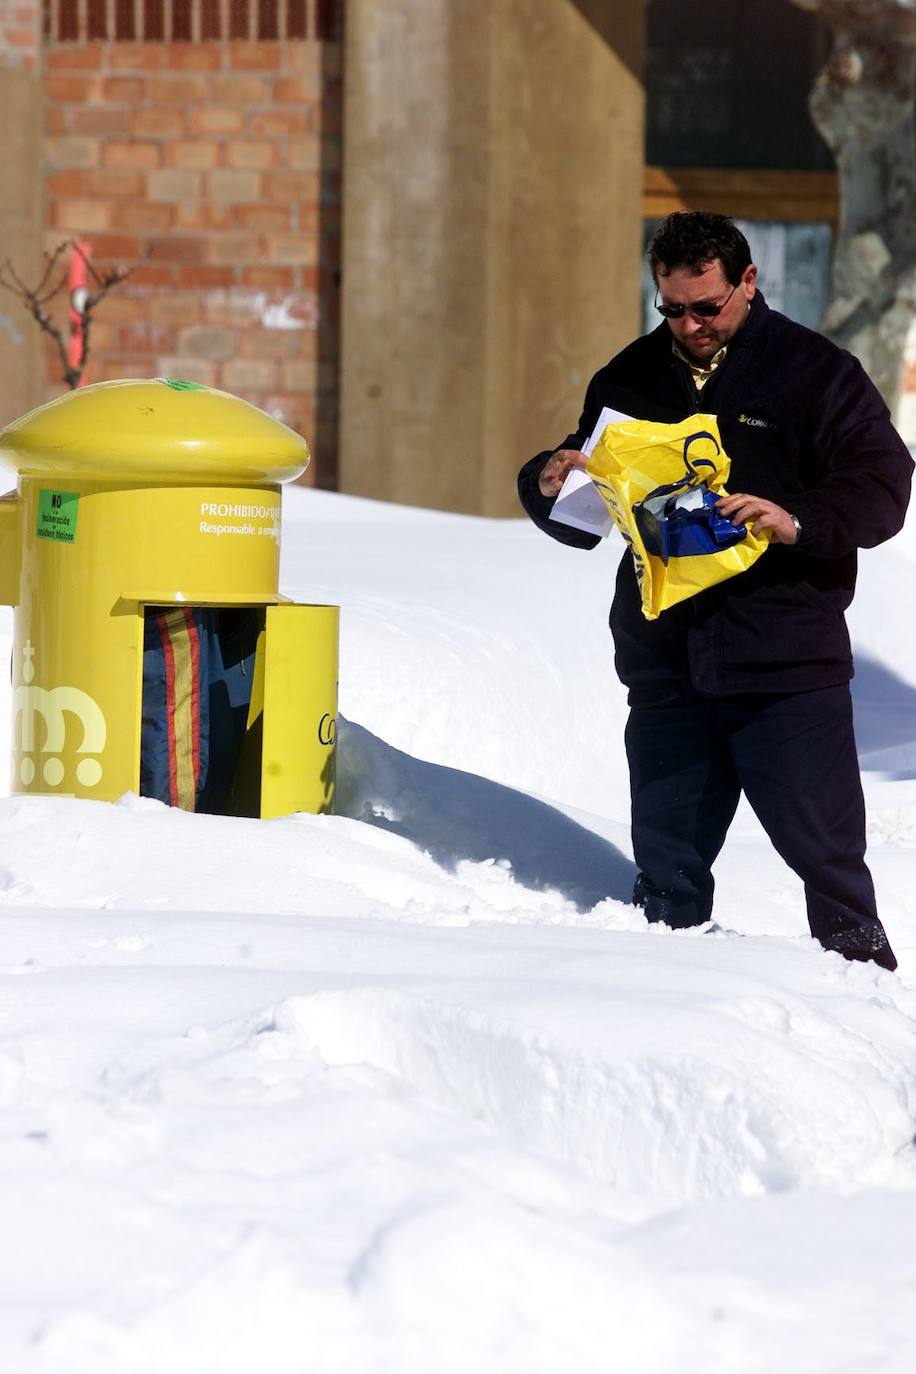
[655,282,739,320]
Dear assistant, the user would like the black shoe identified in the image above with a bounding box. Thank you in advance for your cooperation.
[820,924,898,973]
[632,873,709,930]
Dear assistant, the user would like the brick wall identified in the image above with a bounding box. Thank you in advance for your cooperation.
[0,0,40,69]
[44,36,342,486]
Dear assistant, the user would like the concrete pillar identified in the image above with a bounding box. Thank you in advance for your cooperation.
[0,65,43,433]
[339,0,646,516]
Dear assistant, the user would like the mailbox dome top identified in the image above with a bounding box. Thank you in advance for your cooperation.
[0,378,310,484]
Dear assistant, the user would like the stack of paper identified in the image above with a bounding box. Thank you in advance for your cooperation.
[548,406,633,538]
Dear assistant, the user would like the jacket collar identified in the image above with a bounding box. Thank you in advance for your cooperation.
[733,288,768,349]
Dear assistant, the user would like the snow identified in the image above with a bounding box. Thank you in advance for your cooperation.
[1,483,915,1372]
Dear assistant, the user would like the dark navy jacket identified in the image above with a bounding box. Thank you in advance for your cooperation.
[517,293,914,701]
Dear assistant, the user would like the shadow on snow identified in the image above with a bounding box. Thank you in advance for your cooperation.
[336,718,636,911]
[334,656,916,907]
[852,656,916,778]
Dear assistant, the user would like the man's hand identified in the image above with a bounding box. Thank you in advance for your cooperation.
[715,492,798,544]
[538,449,589,499]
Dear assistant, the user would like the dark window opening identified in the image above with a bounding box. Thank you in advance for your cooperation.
[144,0,164,41]
[646,0,834,171]
[44,0,343,42]
[258,0,279,41]
[115,0,136,40]
[287,0,307,41]
[172,0,192,42]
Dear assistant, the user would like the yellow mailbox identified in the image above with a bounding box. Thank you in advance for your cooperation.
[0,378,338,817]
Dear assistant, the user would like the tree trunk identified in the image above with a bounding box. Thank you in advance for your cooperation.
[792,0,915,415]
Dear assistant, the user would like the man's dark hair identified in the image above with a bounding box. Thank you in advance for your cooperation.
[648,211,752,286]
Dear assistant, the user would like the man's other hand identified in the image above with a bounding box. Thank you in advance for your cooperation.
[715,492,798,544]
[538,449,588,499]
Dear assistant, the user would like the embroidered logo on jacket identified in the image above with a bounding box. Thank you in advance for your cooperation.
[738,413,777,430]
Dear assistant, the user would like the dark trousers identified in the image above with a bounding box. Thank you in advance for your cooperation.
[626,685,896,967]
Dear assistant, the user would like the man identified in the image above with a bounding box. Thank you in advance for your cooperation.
[518,211,913,971]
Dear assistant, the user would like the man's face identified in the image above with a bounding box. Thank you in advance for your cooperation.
[655,259,757,363]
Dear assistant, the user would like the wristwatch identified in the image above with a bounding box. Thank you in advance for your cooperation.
[790,514,802,541]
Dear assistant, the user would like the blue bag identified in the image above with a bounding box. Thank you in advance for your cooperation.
[633,431,747,566]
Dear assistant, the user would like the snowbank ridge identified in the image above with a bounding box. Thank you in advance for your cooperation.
[252,982,916,1202]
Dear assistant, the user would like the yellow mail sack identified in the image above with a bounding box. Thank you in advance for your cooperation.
[586,414,769,621]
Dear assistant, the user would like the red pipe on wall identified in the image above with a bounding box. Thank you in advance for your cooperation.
[68,241,91,385]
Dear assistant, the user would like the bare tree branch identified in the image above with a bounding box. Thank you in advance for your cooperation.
[0,239,147,390]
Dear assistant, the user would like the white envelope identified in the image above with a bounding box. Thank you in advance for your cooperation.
[549,468,615,538]
[548,406,633,538]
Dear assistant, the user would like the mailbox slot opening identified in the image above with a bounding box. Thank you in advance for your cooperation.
[139,604,265,817]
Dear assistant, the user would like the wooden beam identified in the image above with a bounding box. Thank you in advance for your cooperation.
[644,167,839,224]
